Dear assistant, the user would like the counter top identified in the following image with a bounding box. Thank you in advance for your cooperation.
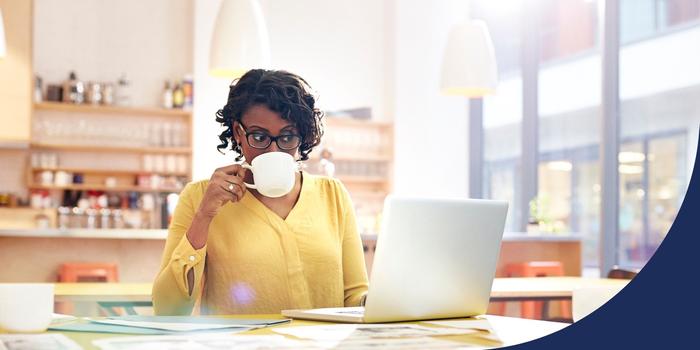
[361,232,582,242]
[501,232,582,242]
[0,228,168,240]
[2,230,582,242]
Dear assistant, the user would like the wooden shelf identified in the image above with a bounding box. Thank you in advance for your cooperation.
[34,102,191,118]
[28,183,183,193]
[30,142,191,155]
[30,167,189,177]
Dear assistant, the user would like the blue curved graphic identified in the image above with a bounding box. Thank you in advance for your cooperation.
[508,127,700,349]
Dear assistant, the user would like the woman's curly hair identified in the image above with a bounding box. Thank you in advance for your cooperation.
[215,69,324,161]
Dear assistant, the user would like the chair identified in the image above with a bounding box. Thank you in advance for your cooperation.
[607,266,639,279]
[58,262,123,315]
[59,262,118,283]
[501,261,572,321]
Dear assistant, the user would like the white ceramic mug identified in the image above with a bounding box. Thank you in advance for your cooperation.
[242,152,297,198]
[0,283,54,333]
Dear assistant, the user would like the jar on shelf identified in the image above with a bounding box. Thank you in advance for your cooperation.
[70,207,85,228]
[112,209,125,229]
[85,82,103,105]
[34,213,50,229]
[86,209,98,229]
[100,208,112,229]
[57,207,70,230]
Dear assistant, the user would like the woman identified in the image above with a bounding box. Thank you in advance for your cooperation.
[152,69,368,315]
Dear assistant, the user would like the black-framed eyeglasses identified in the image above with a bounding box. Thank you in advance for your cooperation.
[238,123,302,150]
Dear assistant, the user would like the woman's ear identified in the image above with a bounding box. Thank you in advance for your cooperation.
[232,121,240,143]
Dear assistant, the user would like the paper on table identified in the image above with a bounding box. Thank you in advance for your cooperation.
[428,317,570,345]
[50,321,253,335]
[0,333,82,350]
[92,334,309,350]
[425,318,495,332]
[107,316,289,327]
[85,318,258,332]
[325,337,471,350]
[51,313,79,325]
[272,324,479,341]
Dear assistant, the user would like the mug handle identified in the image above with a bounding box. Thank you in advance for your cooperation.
[241,163,256,189]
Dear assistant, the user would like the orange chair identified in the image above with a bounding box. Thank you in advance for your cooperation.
[607,265,639,279]
[59,263,119,282]
[502,261,572,321]
[57,263,119,315]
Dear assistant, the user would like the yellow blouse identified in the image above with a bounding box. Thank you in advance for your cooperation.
[152,172,369,315]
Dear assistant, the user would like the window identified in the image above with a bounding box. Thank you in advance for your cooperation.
[618,1,700,269]
[664,0,700,26]
[475,1,524,232]
[471,0,700,275]
[539,0,598,62]
[538,0,602,272]
[618,134,688,267]
[621,0,700,43]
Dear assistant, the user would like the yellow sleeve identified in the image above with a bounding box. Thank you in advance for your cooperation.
[152,182,207,315]
[336,181,370,306]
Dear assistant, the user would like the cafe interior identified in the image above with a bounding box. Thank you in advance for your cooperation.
[0,0,698,348]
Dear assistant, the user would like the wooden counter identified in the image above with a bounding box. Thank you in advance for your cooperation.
[361,232,582,277]
[0,229,166,283]
[496,233,582,277]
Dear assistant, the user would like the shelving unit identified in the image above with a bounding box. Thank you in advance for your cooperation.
[30,101,193,167]
[26,184,183,193]
[30,143,192,155]
[34,102,191,117]
[30,167,189,177]
[26,102,194,229]
[306,116,394,235]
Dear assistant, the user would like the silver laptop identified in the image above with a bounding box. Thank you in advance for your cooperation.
[282,195,508,323]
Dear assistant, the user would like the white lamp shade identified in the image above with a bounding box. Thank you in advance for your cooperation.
[0,9,7,58]
[440,20,498,97]
[209,0,271,78]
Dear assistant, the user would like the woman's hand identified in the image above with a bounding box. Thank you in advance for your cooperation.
[197,164,248,219]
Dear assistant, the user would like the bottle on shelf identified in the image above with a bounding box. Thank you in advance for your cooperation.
[62,71,85,104]
[162,80,173,109]
[116,73,132,107]
[172,83,184,109]
[35,75,43,103]
[102,83,115,105]
[182,74,194,109]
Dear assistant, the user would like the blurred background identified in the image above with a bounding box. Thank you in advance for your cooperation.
[0,0,698,307]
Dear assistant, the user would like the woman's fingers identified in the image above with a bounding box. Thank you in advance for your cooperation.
[216,164,248,178]
[218,183,239,202]
[203,164,249,211]
[218,174,246,202]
